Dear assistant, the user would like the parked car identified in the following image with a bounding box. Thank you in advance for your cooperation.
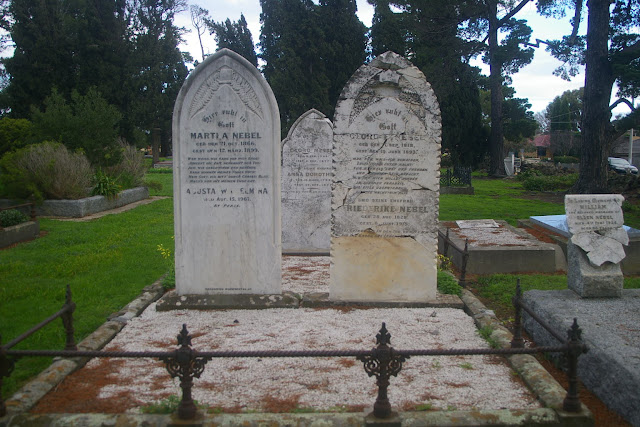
[608,157,639,174]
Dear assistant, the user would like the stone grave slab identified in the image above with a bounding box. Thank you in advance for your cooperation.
[438,221,559,274]
[281,109,332,253]
[172,49,281,295]
[330,51,441,302]
[456,219,499,229]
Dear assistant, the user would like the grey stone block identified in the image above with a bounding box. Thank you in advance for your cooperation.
[34,187,149,218]
[0,221,39,248]
[567,241,623,298]
[522,289,640,427]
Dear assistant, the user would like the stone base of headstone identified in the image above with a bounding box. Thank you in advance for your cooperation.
[330,234,437,302]
[364,412,401,427]
[156,291,300,311]
[567,241,623,298]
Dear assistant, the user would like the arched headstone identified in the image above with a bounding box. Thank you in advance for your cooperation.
[281,109,332,253]
[173,49,281,295]
[330,51,441,302]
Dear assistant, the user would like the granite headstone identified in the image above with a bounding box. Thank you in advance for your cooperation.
[281,109,332,253]
[330,51,441,302]
[173,49,282,295]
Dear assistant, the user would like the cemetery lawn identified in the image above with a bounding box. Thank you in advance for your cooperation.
[0,198,174,398]
[440,177,564,225]
[440,176,640,228]
[472,273,640,320]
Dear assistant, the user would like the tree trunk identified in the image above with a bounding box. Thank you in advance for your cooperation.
[488,0,505,176]
[574,0,614,193]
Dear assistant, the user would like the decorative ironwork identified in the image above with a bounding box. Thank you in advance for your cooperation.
[511,280,524,349]
[0,335,15,417]
[440,166,472,187]
[160,324,212,420]
[357,323,409,418]
[61,285,77,351]
[563,318,588,412]
[1,284,592,420]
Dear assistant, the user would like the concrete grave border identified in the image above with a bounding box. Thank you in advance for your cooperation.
[0,221,39,248]
[0,187,150,219]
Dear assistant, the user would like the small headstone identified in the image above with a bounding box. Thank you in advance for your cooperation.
[565,194,627,297]
[173,49,281,295]
[330,51,441,302]
[281,109,332,253]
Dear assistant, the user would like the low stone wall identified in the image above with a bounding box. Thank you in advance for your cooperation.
[0,187,149,218]
[0,221,39,248]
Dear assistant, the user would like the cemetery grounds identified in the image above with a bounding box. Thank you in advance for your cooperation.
[1,171,639,424]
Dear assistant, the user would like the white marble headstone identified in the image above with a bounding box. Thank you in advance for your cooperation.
[173,49,281,295]
[330,51,441,302]
[281,109,332,253]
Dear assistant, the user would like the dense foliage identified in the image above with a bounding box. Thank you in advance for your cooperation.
[0,0,188,154]
[537,0,640,193]
[260,0,367,136]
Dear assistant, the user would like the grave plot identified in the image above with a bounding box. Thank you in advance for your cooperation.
[31,257,541,415]
[438,220,561,275]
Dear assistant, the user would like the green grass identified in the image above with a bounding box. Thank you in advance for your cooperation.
[144,171,173,197]
[440,177,565,225]
[474,273,640,318]
[0,198,174,398]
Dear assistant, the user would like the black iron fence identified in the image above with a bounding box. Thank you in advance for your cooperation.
[1,283,588,420]
[440,166,472,187]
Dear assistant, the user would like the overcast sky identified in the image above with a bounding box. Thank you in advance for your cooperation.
[174,1,631,116]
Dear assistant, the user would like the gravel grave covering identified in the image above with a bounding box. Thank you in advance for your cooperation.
[32,256,541,414]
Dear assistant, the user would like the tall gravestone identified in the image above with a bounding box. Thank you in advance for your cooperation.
[173,49,281,295]
[281,109,332,253]
[330,51,441,302]
[565,194,627,297]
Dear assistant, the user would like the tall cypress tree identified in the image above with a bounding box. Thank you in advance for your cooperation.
[208,14,258,67]
[260,0,331,136]
[369,0,488,166]
[126,0,189,153]
[318,0,368,116]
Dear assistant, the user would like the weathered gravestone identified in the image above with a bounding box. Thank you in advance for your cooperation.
[565,194,627,297]
[281,109,332,253]
[173,49,281,295]
[330,51,441,302]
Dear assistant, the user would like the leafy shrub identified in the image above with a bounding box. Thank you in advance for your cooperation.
[521,173,577,191]
[0,142,92,201]
[0,209,29,227]
[554,155,579,164]
[91,169,121,199]
[104,140,147,189]
[0,118,34,158]
[608,171,640,193]
[30,88,122,167]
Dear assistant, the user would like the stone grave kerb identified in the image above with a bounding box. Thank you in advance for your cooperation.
[172,48,282,295]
